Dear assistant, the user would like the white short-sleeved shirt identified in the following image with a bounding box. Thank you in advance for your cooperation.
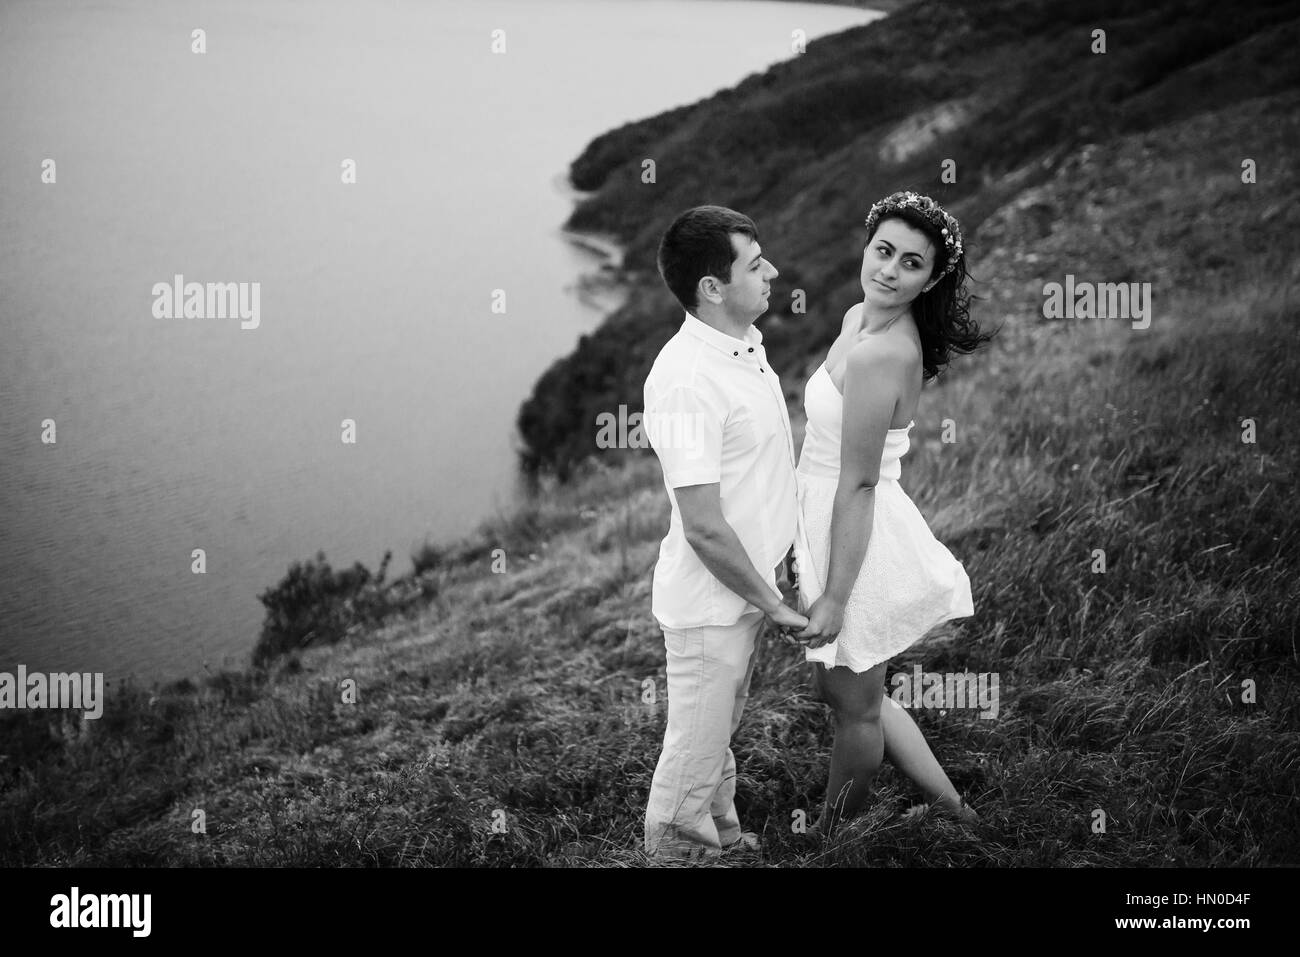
[643,311,799,629]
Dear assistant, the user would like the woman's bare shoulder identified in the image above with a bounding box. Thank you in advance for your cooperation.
[846,329,912,367]
[847,329,916,393]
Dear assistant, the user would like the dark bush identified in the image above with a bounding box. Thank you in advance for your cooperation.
[252,550,393,668]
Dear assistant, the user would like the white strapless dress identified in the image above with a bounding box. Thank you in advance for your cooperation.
[793,363,974,672]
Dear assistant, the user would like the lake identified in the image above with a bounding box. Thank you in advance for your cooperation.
[0,0,881,685]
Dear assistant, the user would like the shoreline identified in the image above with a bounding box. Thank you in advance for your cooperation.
[543,0,902,347]
[559,228,625,272]
[748,0,910,10]
[547,0,901,349]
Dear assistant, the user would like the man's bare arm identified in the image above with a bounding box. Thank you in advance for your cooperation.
[674,483,805,627]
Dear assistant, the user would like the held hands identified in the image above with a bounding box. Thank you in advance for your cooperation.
[794,594,844,650]
[766,601,809,647]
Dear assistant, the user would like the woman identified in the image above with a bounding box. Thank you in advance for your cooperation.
[789,190,996,834]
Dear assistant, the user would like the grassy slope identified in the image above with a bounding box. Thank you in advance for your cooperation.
[517,0,1300,478]
[2,85,1297,865]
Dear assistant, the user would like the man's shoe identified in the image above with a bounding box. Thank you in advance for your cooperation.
[721,831,761,856]
[644,841,721,864]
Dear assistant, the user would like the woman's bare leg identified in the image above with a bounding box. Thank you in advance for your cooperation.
[811,662,887,833]
[880,696,978,822]
[809,664,978,832]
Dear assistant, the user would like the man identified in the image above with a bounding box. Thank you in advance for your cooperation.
[642,205,809,860]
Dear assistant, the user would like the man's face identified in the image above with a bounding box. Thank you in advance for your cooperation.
[707,232,779,322]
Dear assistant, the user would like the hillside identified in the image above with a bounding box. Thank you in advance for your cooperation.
[517,0,1300,478]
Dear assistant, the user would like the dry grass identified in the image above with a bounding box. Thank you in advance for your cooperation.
[3,248,1296,867]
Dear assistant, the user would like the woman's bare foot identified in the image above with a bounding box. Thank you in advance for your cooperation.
[906,796,980,827]
[935,795,980,826]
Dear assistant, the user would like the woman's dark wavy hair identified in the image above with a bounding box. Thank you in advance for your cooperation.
[868,204,998,382]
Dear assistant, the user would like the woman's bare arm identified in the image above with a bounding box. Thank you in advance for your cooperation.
[821,339,911,606]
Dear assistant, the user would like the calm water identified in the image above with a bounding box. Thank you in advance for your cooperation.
[0,0,880,685]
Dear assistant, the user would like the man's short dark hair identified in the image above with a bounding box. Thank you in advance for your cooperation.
[657,206,758,313]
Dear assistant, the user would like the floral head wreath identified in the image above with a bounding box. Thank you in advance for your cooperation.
[864,190,964,282]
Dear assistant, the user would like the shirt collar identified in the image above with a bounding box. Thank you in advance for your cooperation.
[681,311,764,359]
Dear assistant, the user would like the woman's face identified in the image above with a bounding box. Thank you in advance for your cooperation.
[861,217,937,306]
